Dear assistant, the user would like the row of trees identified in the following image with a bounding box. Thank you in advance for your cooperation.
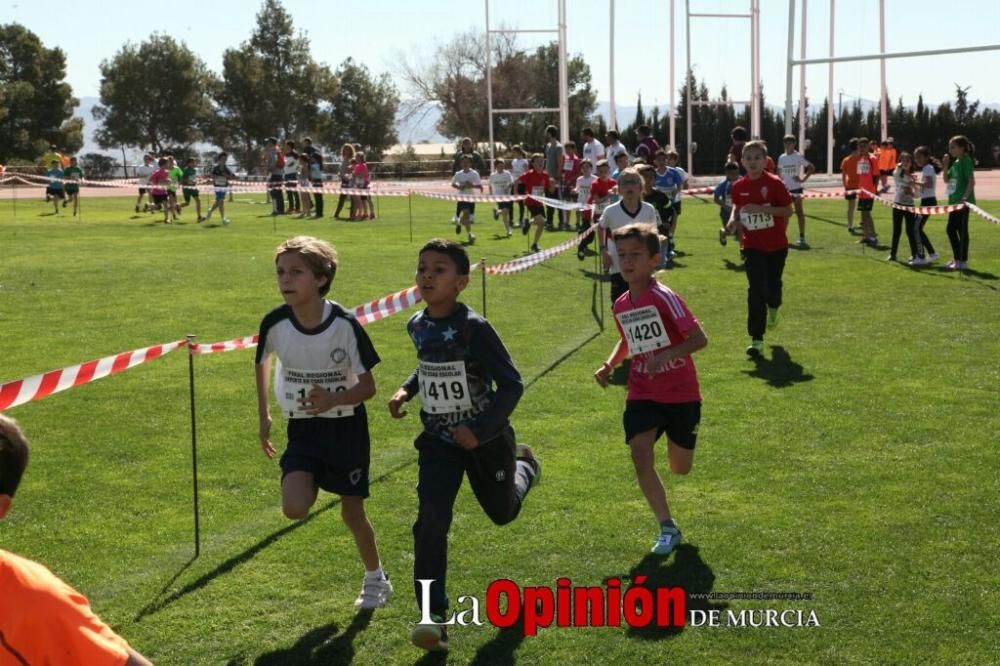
[94,0,400,170]
[610,77,1000,174]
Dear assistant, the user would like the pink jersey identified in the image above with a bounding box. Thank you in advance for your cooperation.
[352,162,370,187]
[149,168,169,196]
[612,280,702,403]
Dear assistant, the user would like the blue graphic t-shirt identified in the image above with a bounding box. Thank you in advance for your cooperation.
[402,303,523,444]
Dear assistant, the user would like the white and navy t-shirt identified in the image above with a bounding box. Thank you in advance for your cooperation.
[452,170,482,192]
[489,171,514,195]
[599,200,661,275]
[256,301,380,419]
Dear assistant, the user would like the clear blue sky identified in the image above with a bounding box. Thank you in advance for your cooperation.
[8,0,1000,130]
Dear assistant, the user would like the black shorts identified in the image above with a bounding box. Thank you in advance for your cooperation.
[183,188,199,202]
[527,204,545,218]
[64,185,79,195]
[498,201,513,211]
[879,169,892,176]
[673,201,683,216]
[788,188,803,198]
[623,400,702,449]
[844,192,857,201]
[281,409,371,497]
[152,193,168,205]
[47,187,64,197]
[138,187,148,195]
[515,181,526,195]
[858,198,874,212]
[456,201,476,215]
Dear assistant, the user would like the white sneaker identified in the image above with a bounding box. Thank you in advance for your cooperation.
[927,253,939,263]
[222,218,231,226]
[651,525,682,556]
[516,444,541,487]
[354,574,393,610]
[907,256,927,266]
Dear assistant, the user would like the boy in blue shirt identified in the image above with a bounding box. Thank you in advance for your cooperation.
[388,239,541,653]
[715,162,741,246]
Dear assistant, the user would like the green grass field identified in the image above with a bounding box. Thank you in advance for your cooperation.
[1,190,998,665]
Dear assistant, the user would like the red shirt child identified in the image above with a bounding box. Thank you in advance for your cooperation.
[519,168,553,207]
[730,170,792,252]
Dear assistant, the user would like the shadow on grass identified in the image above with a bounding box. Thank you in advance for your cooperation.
[135,460,414,621]
[524,328,604,391]
[722,258,745,272]
[467,612,528,666]
[805,213,848,228]
[251,610,374,665]
[604,544,727,641]
[742,346,815,388]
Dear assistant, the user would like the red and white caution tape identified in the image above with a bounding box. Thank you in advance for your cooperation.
[968,203,1000,225]
[860,189,966,215]
[0,340,187,412]
[190,336,259,355]
[411,190,524,203]
[486,225,597,275]
[354,285,423,326]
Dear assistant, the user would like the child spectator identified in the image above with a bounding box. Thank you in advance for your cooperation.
[509,145,529,228]
[310,152,325,219]
[888,152,918,262]
[206,152,235,225]
[909,146,941,265]
[611,151,630,181]
[0,415,154,666]
[265,138,286,216]
[488,158,515,237]
[451,154,483,244]
[777,134,816,247]
[388,239,540,653]
[255,236,393,611]
[941,135,977,270]
[878,139,897,193]
[574,158,597,234]
[724,141,793,357]
[840,138,861,234]
[592,224,708,556]
[353,152,374,220]
[334,144,355,219]
[284,141,301,214]
[577,159,616,260]
[559,141,582,230]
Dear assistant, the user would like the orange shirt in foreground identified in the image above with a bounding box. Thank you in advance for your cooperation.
[0,549,130,666]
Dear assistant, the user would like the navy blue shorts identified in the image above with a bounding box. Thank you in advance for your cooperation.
[623,400,702,449]
[281,408,371,497]
[858,198,874,212]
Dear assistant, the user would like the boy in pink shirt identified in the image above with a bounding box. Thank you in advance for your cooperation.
[148,157,174,224]
[594,223,708,556]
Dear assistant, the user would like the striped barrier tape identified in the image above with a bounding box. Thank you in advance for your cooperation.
[190,336,259,355]
[860,189,967,215]
[967,203,1000,225]
[0,340,187,412]
[411,191,525,203]
[485,224,597,275]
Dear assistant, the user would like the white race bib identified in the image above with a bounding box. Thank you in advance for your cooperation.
[490,176,511,195]
[276,366,355,419]
[577,185,591,203]
[858,161,870,175]
[782,165,798,177]
[740,211,775,230]
[418,360,472,413]
[531,186,545,198]
[616,306,671,356]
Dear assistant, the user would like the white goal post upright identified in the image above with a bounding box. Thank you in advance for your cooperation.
[484,0,570,172]
[684,0,760,175]
[784,0,1000,176]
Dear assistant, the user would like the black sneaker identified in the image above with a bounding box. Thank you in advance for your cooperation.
[455,222,461,235]
[531,243,540,252]
[521,220,530,236]
[718,227,728,246]
[577,248,586,261]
